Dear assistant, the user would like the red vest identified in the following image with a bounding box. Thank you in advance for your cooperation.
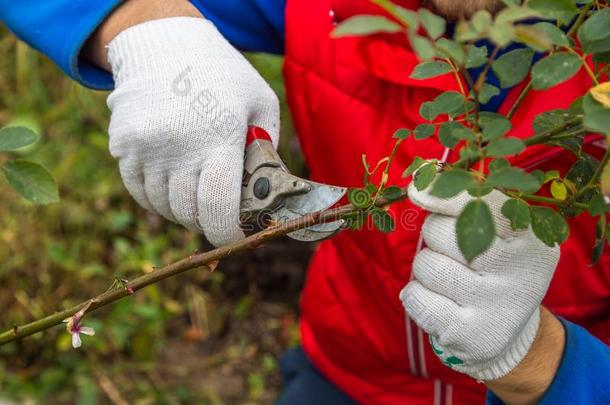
[283,1,610,403]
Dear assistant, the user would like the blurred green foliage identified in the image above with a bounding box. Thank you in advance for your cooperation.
[0,29,303,404]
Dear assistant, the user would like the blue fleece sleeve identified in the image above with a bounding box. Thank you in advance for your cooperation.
[0,0,122,90]
[0,0,285,90]
[190,0,285,54]
[487,318,610,404]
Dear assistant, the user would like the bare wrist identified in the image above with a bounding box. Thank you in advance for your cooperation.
[82,0,203,72]
[486,307,565,404]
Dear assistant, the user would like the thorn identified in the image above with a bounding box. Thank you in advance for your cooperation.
[207,260,219,272]
[12,325,18,336]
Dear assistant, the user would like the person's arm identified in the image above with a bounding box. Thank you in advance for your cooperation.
[486,308,565,404]
[0,0,122,89]
[487,312,610,404]
[83,0,203,73]
[83,0,287,73]
[0,0,285,90]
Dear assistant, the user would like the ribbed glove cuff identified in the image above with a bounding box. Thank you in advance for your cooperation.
[464,308,541,381]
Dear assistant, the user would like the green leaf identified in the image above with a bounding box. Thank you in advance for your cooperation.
[592,238,605,265]
[578,8,610,54]
[495,6,541,24]
[501,198,531,231]
[514,25,554,52]
[530,206,569,247]
[331,15,403,37]
[410,61,452,79]
[371,208,395,233]
[409,33,437,59]
[460,145,481,161]
[594,52,610,64]
[589,193,608,217]
[531,52,582,90]
[475,84,501,105]
[492,48,535,88]
[438,122,461,148]
[579,8,610,42]
[0,127,41,152]
[403,156,426,178]
[1,160,60,204]
[583,93,610,134]
[382,186,403,201]
[481,116,512,141]
[393,129,412,140]
[550,180,568,201]
[543,170,561,184]
[531,169,545,185]
[457,199,495,262]
[528,0,578,25]
[485,137,525,157]
[389,5,420,29]
[430,169,477,198]
[471,10,493,33]
[533,109,577,133]
[486,166,542,193]
[464,45,488,69]
[414,124,436,139]
[433,91,465,116]
[566,155,598,189]
[418,8,446,39]
[420,102,438,121]
[348,188,373,209]
[489,23,516,47]
[413,163,437,191]
[436,38,464,64]
[365,183,378,196]
[489,158,510,172]
[533,22,570,47]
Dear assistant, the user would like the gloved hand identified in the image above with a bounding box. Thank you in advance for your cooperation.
[106,17,280,246]
[400,183,560,381]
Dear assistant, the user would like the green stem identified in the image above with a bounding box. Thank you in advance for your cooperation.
[507,82,532,120]
[596,64,610,80]
[509,192,589,210]
[522,117,583,147]
[566,2,595,38]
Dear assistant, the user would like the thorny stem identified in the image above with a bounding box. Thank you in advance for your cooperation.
[473,46,500,95]
[446,59,468,98]
[507,82,532,120]
[522,117,584,147]
[509,192,589,210]
[566,2,596,38]
[0,190,409,346]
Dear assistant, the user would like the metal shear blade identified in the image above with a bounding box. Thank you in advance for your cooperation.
[271,180,346,242]
[241,127,347,242]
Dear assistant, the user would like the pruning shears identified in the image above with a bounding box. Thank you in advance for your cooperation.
[240,126,347,242]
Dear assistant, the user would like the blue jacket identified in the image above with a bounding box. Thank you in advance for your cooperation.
[0,0,285,89]
[1,2,608,403]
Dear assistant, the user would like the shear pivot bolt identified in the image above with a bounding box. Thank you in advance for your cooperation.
[253,177,270,199]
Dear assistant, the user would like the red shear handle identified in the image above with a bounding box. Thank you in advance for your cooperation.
[246,126,273,147]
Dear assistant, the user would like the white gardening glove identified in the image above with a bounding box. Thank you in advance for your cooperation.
[400,183,560,381]
[106,17,280,246]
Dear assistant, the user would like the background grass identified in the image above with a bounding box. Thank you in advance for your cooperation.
[0,29,309,404]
